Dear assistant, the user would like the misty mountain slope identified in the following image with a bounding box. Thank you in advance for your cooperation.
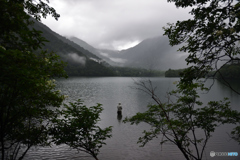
[119,36,188,70]
[103,36,188,70]
[68,36,97,56]
[32,20,115,76]
[68,36,188,70]
[68,36,121,66]
[33,21,100,60]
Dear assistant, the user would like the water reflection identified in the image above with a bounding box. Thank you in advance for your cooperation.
[117,114,122,123]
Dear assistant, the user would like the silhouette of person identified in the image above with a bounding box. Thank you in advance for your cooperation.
[117,103,122,116]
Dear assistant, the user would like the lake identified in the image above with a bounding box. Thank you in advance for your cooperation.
[25,77,240,160]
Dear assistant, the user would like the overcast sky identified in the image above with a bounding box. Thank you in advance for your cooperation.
[42,0,191,50]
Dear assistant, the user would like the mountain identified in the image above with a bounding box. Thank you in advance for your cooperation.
[32,20,115,76]
[36,18,187,74]
[69,36,188,71]
[112,36,188,70]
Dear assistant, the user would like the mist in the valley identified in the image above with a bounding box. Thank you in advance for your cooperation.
[61,52,86,66]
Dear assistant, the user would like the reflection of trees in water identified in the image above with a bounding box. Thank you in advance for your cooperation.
[117,114,122,123]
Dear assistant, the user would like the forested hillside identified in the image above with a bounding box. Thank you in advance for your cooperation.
[32,20,115,76]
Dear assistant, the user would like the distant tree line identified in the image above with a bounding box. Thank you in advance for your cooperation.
[112,67,164,77]
[65,60,115,76]
[165,64,240,80]
[65,63,164,77]
[165,68,185,77]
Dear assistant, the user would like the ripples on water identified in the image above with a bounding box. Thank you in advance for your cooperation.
[25,77,240,160]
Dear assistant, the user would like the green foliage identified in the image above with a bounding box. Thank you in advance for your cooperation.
[0,0,59,51]
[0,0,67,160]
[231,126,240,144]
[164,0,240,84]
[50,100,112,160]
[0,47,67,160]
[124,81,240,160]
[163,0,240,145]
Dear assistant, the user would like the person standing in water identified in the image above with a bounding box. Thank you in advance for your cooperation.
[117,103,122,115]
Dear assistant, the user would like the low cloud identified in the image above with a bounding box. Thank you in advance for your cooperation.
[99,51,126,63]
[99,52,109,57]
[109,57,127,63]
[68,53,86,65]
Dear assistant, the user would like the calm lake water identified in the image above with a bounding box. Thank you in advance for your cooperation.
[26,77,240,160]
